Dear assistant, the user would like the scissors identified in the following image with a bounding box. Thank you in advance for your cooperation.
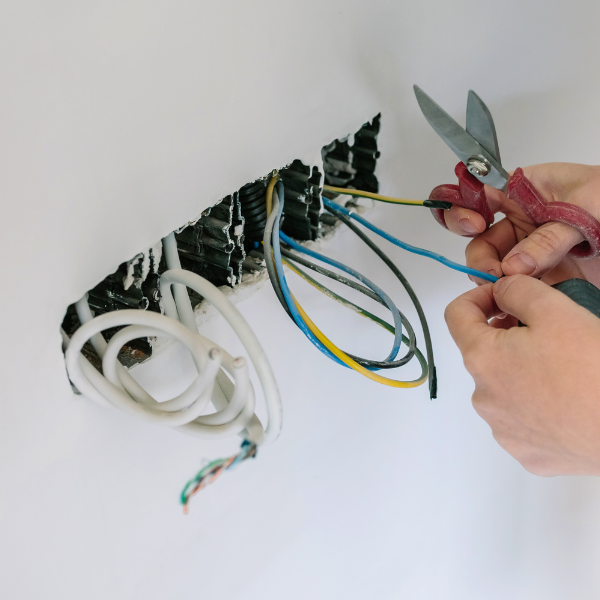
[414,85,600,316]
[413,85,600,259]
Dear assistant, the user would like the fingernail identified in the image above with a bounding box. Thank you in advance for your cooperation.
[496,312,507,319]
[493,275,511,295]
[504,253,536,275]
[458,218,479,235]
[487,268,500,278]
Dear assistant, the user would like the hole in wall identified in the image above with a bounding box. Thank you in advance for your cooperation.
[61,114,381,369]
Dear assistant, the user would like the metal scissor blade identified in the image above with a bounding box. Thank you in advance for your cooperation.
[466,90,501,163]
[413,85,509,190]
[413,85,482,163]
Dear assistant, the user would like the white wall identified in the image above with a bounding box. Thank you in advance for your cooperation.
[2,1,600,598]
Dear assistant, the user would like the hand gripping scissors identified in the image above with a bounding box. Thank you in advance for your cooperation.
[414,85,600,317]
[413,85,600,259]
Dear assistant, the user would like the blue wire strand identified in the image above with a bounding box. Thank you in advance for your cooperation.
[279,232,404,363]
[270,184,348,368]
[322,197,500,283]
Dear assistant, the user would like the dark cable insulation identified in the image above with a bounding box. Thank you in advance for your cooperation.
[323,204,437,398]
[263,183,418,370]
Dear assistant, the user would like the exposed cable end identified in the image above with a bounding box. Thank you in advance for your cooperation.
[423,200,453,210]
[429,366,437,400]
[181,440,258,514]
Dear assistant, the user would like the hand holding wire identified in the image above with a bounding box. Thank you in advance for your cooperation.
[414,86,600,259]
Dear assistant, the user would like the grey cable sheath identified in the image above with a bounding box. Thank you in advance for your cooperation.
[263,181,292,318]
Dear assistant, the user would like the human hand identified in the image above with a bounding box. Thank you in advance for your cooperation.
[445,274,600,476]
[436,163,600,286]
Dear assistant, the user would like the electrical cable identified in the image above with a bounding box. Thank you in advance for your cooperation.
[283,257,428,379]
[263,184,342,367]
[321,204,438,399]
[265,172,278,222]
[263,180,419,370]
[263,179,293,320]
[280,247,384,306]
[161,233,282,444]
[284,257,392,330]
[181,440,258,514]
[265,180,428,389]
[323,184,452,210]
[63,233,283,511]
[279,230,408,361]
[322,197,499,283]
[281,255,416,369]
[277,236,418,369]
[64,242,282,443]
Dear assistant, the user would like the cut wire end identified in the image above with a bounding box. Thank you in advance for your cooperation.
[181,440,258,514]
[423,199,453,210]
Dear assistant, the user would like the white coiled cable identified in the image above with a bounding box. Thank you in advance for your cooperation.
[63,233,282,445]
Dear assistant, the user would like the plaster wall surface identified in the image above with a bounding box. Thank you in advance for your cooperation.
[2,1,600,598]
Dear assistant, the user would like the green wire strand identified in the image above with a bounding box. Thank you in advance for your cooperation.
[283,258,428,380]
[180,458,224,504]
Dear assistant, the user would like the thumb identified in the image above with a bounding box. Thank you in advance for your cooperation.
[493,274,578,327]
[501,221,584,277]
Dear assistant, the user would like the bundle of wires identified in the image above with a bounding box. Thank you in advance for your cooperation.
[181,440,257,514]
[62,233,282,513]
[321,194,498,283]
[263,178,500,399]
[263,177,435,396]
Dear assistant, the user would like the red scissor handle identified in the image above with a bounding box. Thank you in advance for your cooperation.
[429,162,600,258]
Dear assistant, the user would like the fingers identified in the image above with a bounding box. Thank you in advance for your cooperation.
[444,284,500,355]
[501,221,585,277]
[492,274,578,327]
[489,314,519,329]
[465,218,519,283]
[444,205,487,236]
[482,184,506,215]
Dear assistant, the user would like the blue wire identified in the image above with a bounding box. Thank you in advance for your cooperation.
[322,197,500,283]
[270,184,348,368]
[272,183,407,370]
[279,232,404,363]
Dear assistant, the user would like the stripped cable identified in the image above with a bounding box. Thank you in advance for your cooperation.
[63,233,282,513]
[181,440,258,514]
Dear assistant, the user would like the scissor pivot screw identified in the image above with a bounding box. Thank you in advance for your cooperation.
[466,156,491,177]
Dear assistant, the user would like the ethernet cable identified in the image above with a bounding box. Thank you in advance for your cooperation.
[63,233,283,511]
[180,440,257,514]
